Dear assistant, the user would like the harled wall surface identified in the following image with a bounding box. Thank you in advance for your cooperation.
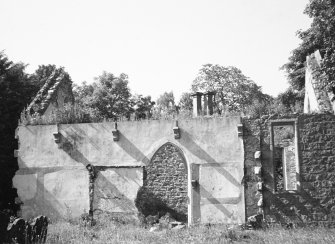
[14,114,335,226]
[14,117,245,224]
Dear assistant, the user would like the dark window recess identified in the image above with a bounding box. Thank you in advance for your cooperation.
[273,125,296,192]
[274,147,284,192]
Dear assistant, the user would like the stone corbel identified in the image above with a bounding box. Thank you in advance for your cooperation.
[53,124,61,144]
[237,124,243,137]
[254,151,261,160]
[112,122,120,141]
[254,166,262,175]
[254,155,264,214]
[173,120,180,139]
[257,196,263,207]
[257,182,263,191]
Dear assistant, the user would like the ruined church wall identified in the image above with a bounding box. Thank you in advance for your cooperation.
[246,114,335,227]
[14,114,335,225]
[43,85,72,116]
[242,119,262,218]
[136,143,188,222]
[304,63,320,113]
[297,114,335,226]
[14,117,245,223]
[13,125,90,220]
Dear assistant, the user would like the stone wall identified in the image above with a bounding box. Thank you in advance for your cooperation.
[303,50,334,114]
[15,113,335,226]
[136,143,188,221]
[93,167,143,219]
[242,119,261,218]
[14,117,245,224]
[297,114,335,226]
[244,114,335,227]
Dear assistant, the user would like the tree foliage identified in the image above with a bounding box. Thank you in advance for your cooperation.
[156,91,175,110]
[283,0,335,91]
[73,72,133,120]
[276,89,304,113]
[73,81,95,110]
[0,51,39,211]
[178,92,193,112]
[132,94,155,120]
[155,91,177,113]
[191,64,270,114]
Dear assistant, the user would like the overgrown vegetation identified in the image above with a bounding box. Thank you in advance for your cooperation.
[19,104,101,125]
[18,97,300,126]
[191,64,272,114]
[281,0,335,112]
[0,51,40,212]
[46,220,335,244]
[18,103,243,126]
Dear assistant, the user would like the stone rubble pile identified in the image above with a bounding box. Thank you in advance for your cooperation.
[1,214,48,244]
[147,212,186,232]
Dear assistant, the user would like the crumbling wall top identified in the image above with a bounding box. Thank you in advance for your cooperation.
[304,50,334,114]
[26,69,74,116]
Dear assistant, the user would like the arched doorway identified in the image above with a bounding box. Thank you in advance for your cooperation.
[135,143,188,222]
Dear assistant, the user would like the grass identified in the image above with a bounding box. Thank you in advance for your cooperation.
[46,220,335,244]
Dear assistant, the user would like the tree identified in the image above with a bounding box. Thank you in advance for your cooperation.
[74,72,132,120]
[282,0,335,92]
[178,92,193,112]
[156,91,175,110]
[155,91,177,113]
[275,88,304,113]
[0,51,38,212]
[73,81,95,108]
[192,64,269,114]
[132,94,155,120]
[150,91,178,118]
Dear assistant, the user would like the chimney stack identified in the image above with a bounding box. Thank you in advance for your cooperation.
[191,92,215,117]
[204,92,215,115]
[191,92,203,117]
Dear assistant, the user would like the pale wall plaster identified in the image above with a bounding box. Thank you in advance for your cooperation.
[14,117,245,224]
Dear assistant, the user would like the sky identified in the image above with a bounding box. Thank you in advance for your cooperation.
[1,0,312,101]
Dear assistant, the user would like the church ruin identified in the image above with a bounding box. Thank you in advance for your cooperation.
[12,56,335,226]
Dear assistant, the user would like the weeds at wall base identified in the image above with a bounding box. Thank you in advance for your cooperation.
[45,220,335,244]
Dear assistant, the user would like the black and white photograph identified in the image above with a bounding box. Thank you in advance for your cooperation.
[1,0,335,243]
